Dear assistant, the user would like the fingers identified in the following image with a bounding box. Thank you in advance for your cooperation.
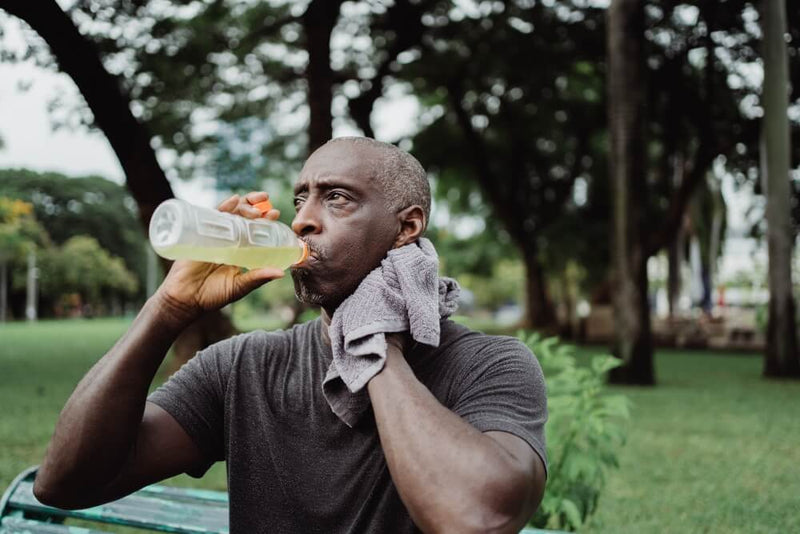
[234,191,282,220]
[217,194,240,212]
[237,201,264,219]
[244,191,268,204]
[261,208,281,221]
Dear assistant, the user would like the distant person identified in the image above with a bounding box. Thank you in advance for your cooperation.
[34,137,548,533]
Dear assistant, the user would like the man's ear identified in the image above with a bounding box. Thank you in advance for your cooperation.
[393,205,426,248]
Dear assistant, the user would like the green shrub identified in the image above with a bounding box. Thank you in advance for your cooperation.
[520,332,630,532]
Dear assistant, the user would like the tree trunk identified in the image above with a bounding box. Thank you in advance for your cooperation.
[761,0,799,377]
[5,0,235,364]
[303,0,344,152]
[607,0,654,385]
[708,195,723,312]
[667,230,684,317]
[667,153,685,317]
[521,245,556,330]
[26,248,38,321]
[0,259,7,322]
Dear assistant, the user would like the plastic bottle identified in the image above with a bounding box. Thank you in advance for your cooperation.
[149,198,308,270]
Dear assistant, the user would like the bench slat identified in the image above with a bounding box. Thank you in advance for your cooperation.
[1,515,110,533]
[8,481,228,534]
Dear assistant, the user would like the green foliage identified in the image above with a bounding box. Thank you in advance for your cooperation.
[0,197,50,261]
[458,259,525,311]
[0,170,147,298]
[407,1,609,270]
[37,236,138,311]
[427,223,526,312]
[519,333,630,532]
[427,221,517,279]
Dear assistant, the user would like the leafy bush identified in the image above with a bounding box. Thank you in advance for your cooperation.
[520,332,630,532]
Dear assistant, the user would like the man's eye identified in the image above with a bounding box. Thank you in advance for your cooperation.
[293,197,305,209]
[327,192,348,204]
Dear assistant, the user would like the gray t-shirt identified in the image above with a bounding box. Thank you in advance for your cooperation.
[149,318,547,534]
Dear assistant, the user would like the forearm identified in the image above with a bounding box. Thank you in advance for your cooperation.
[37,293,195,493]
[367,346,534,534]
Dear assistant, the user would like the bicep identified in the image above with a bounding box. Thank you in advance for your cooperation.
[94,402,207,503]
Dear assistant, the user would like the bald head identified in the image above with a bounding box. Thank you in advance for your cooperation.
[316,137,431,229]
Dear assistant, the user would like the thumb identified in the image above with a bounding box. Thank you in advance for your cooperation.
[235,267,286,294]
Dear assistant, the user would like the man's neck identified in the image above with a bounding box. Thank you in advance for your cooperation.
[320,308,332,346]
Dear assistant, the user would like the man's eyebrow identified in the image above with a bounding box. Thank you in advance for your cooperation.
[294,176,358,195]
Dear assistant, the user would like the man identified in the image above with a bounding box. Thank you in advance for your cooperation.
[34,137,547,533]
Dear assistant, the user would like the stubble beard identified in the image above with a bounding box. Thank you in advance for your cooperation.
[290,269,326,307]
[290,268,358,314]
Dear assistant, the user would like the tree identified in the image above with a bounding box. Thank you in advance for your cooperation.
[2,0,786,348]
[606,0,654,384]
[644,2,754,317]
[37,236,138,316]
[1,0,236,361]
[404,1,607,329]
[0,197,49,321]
[760,0,799,377]
[0,170,147,297]
[394,1,752,333]
[1,0,174,225]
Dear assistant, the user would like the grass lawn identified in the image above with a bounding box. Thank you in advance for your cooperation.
[572,346,800,534]
[1,319,798,533]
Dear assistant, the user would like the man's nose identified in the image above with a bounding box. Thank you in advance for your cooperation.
[291,201,322,236]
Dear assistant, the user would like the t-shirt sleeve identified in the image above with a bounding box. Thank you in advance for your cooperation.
[147,336,238,478]
[449,336,548,475]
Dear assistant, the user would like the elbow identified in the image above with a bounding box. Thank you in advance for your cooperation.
[467,507,527,534]
[434,508,523,534]
[426,486,534,534]
[471,467,541,534]
[33,476,68,509]
[33,469,89,510]
[418,487,526,534]
[33,482,90,510]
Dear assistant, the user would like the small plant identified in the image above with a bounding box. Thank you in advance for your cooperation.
[520,332,630,532]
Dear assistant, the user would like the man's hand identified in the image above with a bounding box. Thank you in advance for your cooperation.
[155,192,286,324]
[385,332,412,354]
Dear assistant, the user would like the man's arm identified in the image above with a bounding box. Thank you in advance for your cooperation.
[34,192,284,509]
[33,294,206,509]
[367,341,546,534]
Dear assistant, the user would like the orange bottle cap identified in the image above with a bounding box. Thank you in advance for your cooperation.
[293,241,310,266]
[253,199,273,215]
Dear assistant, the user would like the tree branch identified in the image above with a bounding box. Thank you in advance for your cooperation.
[3,0,174,227]
[346,0,438,137]
[446,79,525,245]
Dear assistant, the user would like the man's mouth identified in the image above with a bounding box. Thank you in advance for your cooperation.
[294,241,324,268]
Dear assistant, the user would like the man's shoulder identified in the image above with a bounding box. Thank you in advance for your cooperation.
[439,319,533,361]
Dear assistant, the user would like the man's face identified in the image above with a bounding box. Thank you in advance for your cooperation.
[289,142,398,313]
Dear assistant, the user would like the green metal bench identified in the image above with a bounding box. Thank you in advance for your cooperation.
[1,466,562,533]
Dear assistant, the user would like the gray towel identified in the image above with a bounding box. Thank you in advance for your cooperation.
[323,238,460,427]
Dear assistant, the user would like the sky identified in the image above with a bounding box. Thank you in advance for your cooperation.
[0,15,767,286]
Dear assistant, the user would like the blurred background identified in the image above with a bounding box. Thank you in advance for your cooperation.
[0,0,798,532]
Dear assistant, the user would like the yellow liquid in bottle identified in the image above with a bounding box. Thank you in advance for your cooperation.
[155,244,303,270]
